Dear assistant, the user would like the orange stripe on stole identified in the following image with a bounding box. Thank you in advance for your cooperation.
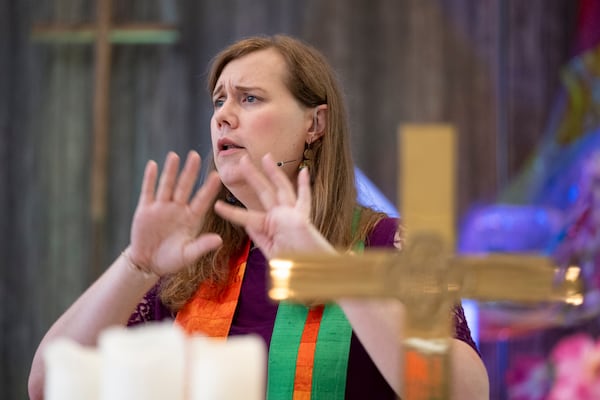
[293,305,325,400]
[404,348,443,400]
[175,241,250,337]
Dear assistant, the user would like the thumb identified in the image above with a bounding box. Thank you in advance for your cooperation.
[184,234,223,262]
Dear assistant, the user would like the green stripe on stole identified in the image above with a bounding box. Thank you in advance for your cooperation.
[267,210,364,399]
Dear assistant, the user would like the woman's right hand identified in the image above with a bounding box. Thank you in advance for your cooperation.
[127,151,223,277]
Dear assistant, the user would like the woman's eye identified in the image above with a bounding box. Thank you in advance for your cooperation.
[244,95,257,103]
[213,98,225,108]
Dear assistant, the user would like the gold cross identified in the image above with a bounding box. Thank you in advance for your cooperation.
[31,0,179,277]
[269,124,583,399]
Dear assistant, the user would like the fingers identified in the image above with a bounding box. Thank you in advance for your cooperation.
[184,233,223,261]
[214,200,264,229]
[156,152,180,202]
[189,171,222,216]
[239,156,279,209]
[235,154,299,210]
[262,154,297,206]
[295,167,312,216]
[138,160,158,206]
[225,154,310,215]
[153,151,204,204]
[173,151,201,204]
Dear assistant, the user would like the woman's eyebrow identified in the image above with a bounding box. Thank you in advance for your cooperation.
[234,85,265,94]
[212,83,268,100]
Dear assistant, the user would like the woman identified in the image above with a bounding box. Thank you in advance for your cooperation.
[29,35,488,399]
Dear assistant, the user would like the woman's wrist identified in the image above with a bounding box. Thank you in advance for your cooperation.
[121,249,159,280]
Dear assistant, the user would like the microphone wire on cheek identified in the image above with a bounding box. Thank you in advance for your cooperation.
[276,159,297,167]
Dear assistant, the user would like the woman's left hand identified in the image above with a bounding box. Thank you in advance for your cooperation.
[214,154,336,259]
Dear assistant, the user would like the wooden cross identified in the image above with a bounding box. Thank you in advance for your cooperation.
[268,124,584,400]
[31,0,179,277]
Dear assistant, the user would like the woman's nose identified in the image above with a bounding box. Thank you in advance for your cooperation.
[214,99,239,129]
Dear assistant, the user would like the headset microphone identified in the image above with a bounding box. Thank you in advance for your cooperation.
[276,159,297,167]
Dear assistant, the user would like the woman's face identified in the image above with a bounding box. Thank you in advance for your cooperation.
[211,48,313,190]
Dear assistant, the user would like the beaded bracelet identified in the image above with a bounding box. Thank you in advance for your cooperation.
[121,250,158,279]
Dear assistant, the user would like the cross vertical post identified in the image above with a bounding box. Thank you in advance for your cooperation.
[31,0,179,277]
[90,0,112,278]
[398,124,457,399]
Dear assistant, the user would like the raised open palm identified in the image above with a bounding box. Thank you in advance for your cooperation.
[128,151,223,276]
[214,154,335,260]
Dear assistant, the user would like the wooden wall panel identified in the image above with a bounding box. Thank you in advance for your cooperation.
[1,0,578,398]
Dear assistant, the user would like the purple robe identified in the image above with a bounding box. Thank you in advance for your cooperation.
[128,217,479,399]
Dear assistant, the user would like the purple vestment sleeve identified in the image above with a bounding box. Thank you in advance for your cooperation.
[127,282,174,326]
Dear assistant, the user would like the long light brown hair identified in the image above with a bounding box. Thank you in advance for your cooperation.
[160,35,386,311]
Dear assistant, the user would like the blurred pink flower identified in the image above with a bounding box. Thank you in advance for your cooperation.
[506,333,600,400]
[548,333,600,400]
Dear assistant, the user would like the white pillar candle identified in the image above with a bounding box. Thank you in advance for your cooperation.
[98,322,187,400]
[44,338,101,400]
[188,335,266,400]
